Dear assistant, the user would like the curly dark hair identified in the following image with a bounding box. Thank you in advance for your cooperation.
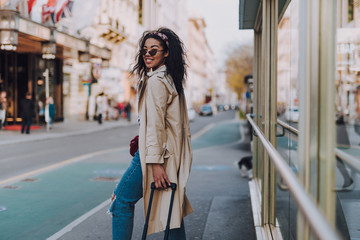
[131,27,187,95]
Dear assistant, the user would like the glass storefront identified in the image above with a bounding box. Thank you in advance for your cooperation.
[274,0,360,239]
[0,51,63,125]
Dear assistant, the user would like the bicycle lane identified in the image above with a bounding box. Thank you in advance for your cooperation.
[54,119,248,240]
[0,120,243,240]
[0,148,130,240]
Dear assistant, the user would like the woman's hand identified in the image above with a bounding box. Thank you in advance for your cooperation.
[152,164,170,190]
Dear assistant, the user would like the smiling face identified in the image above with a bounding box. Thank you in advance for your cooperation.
[142,38,168,71]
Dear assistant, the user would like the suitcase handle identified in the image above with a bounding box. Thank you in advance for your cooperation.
[151,182,177,190]
[142,182,177,240]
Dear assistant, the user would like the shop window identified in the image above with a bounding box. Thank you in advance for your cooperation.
[348,0,354,22]
[138,0,143,25]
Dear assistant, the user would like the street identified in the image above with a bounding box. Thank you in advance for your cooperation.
[0,110,256,240]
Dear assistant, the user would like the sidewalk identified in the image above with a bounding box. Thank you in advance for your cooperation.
[0,118,138,146]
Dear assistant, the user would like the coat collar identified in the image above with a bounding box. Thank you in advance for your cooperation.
[147,65,167,78]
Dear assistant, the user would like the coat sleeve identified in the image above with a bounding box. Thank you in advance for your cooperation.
[144,77,169,164]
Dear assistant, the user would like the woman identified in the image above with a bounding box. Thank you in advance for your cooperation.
[110,28,193,239]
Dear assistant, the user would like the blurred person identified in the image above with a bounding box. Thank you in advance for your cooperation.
[109,28,193,240]
[124,101,132,122]
[47,96,56,129]
[116,102,123,118]
[0,90,7,129]
[96,92,106,124]
[355,86,360,138]
[355,85,360,115]
[20,92,35,134]
[335,113,354,191]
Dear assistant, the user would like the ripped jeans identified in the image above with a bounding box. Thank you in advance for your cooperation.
[109,150,186,240]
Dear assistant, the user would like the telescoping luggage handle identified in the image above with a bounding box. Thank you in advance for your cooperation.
[142,182,177,240]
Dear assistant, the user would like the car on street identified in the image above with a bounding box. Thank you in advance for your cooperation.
[199,104,213,116]
[187,107,196,122]
[284,106,299,122]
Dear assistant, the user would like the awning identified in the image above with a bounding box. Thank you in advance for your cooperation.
[239,0,291,29]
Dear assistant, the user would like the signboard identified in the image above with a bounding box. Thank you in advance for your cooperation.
[56,32,86,51]
[19,18,50,40]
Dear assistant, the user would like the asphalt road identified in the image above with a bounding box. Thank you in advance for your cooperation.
[0,110,246,240]
[0,111,236,183]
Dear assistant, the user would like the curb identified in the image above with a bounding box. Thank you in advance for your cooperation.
[0,121,138,146]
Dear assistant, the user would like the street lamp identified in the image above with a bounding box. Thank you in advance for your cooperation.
[42,28,56,59]
[0,9,19,51]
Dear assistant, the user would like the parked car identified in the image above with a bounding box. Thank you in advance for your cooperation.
[199,104,213,116]
[218,104,225,111]
[187,107,196,122]
[284,106,299,122]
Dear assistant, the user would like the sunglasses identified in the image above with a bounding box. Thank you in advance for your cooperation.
[140,49,164,56]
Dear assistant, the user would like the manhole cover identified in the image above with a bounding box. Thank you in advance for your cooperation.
[0,206,6,212]
[21,178,38,182]
[3,185,19,189]
[93,177,119,182]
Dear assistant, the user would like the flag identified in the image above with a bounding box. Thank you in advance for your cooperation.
[54,0,70,22]
[60,0,74,20]
[42,0,56,23]
[0,0,9,8]
[27,0,36,14]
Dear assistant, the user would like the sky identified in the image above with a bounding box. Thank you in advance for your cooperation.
[187,0,253,69]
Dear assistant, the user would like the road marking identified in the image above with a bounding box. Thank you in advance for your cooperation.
[0,148,55,164]
[192,165,231,171]
[0,206,7,212]
[46,198,111,240]
[192,123,215,140]
[0,147,127,187]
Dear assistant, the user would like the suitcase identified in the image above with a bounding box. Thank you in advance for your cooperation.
[142,182,177,240]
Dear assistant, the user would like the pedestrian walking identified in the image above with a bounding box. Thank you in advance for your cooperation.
[335,114,354,191]
[47,96,56,129]
[96,92,106,124]
[125,101,132,122]
[0,90,7,129]
[109,27,193,240]
[20,92,35,134]
[354,85,360,139]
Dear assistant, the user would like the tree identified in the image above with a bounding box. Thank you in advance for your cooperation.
[225,44,253,99]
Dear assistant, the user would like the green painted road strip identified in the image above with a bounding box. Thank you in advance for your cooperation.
[191,121,241,150]
[0,162,127,240]
[0,120,243,239]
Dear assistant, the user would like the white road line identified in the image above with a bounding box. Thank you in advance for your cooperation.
[192,123,215,140]
[0,147,127,187]
[45,117,240,239]
[46,198,112,240]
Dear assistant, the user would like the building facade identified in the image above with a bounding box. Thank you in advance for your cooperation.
[0,0,111,124]
[0,0,219,124]
[187,15,216,108]
[336,0,360,120]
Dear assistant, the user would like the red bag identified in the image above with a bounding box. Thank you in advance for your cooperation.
[130,135,139,157]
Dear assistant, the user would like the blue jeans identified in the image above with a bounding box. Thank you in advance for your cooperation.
[110,150,186,240]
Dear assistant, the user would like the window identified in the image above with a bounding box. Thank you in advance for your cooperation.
[348,0,354,22]
[138,0,143,25]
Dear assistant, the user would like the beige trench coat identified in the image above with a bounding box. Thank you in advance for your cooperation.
[138,65,193,235]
